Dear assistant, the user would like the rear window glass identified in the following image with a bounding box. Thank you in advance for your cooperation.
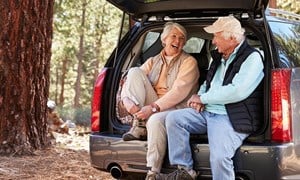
[269,21,300,67]
[142,32,160,52]
[142,32,205,54]
[184,37,205,53]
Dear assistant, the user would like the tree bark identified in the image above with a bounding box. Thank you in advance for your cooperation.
[269,0,277,8]
[0,0,54,155]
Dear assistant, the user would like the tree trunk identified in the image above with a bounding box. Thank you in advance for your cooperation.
[93,20,104,80]
[269,0,277,8]
[0,0,53,155]
[55,66,59,103]
[93,4,109,80]
[59,57,68,105]
[74,0,87,108]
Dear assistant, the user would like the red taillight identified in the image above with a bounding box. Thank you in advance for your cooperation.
[91,68,108,132]
[271,69,292,142]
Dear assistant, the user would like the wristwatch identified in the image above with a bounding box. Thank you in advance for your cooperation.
[151,106,158,113]
[150,103,160,113]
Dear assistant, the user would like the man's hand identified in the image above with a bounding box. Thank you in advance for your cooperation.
[187,94,205,112]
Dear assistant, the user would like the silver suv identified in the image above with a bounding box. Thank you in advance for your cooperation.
[89,0,300,179]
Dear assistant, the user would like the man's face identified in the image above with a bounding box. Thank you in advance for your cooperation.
[212,32,236,56]
[163,27,186,56]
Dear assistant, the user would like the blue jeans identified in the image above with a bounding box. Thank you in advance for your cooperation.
[165,108,249,180]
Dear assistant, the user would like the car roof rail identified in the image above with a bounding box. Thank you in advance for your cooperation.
[267,8,300,21]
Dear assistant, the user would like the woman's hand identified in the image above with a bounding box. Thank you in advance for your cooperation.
[135,105,153,120]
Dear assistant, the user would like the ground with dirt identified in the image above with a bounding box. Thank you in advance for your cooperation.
[0,127,114,180]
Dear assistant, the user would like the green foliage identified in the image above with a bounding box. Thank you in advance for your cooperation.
[277,0,300,14]
[74,107,91,126]
[273,24,300,66]
[50,0,123,107]
[56,106,91,127]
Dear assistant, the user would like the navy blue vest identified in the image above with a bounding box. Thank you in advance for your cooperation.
[205,41,264,134]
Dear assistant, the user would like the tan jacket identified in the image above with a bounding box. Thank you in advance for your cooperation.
[140,50,200,111]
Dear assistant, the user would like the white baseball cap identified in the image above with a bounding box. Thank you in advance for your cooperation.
[204,16,245,35]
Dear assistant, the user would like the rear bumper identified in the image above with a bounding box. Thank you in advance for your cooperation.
[90,133,148,173]
[90,133,300,180]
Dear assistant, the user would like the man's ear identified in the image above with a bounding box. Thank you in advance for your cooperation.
[230,36,239,44]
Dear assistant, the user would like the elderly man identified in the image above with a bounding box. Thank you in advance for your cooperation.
[159,16,264,180]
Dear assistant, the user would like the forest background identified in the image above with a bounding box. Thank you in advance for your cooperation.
[0,0,298,179]
[51,0,299,127]
[50,0,122,126]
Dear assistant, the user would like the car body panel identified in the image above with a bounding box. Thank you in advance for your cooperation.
[291,68,300,145]
[107,0,269,19]
[89,1,300,179]
[90,133,300,180]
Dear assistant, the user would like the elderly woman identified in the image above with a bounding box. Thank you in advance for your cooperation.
[120,22,200,178]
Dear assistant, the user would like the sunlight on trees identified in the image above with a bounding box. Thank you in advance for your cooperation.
[50,0,122,108]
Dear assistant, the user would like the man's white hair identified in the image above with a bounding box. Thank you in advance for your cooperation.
[221,30,245,43]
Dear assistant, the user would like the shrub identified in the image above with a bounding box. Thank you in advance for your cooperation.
[56,106,91,127]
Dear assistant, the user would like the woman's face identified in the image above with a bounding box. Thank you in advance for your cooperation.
[163,27,186,56]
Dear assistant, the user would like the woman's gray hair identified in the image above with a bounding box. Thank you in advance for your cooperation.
[161,22,187,46]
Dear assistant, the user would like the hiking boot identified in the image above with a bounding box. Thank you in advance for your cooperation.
[122,118,147,141]
[145,171,158,180]
[156,168,196,180]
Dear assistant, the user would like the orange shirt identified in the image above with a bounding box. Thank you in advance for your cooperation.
[141,51,199,111]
